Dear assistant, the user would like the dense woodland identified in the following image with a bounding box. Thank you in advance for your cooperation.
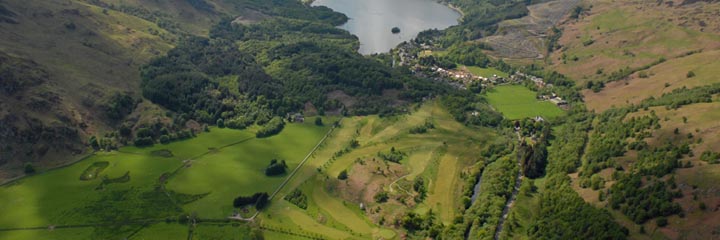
[529,112,629,239]
[139,3,450,133]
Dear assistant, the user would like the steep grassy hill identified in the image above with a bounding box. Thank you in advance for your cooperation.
[549,0,720,110]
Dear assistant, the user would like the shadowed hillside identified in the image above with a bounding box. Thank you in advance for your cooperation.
[0,0,312,180]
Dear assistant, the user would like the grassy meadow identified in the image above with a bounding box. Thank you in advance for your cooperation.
[460,65,509,78]
[0,121,330,239]
[167,123,329,218]
[0,101,497,239]
[486,85,564,119]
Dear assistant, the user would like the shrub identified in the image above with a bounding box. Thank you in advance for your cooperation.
[89,136,100,150]
[233,192,269,209]
[374,191,389,203]
[256,117,285,138]
[337,170,348,180]
[136,127,153,138]
[226,116,254,129]
[701,151,720,164]
[255,193,270,210]
[378,147,405,163]
[64,22,76,30]
[349,139,360,148]
[409,120,435,134]
[284,189,308,209]
[24,163,35,174]
[159,135,170,144]
[656,217,668,227]
[265,159,287,176]
[134,137,154,147]
[177,213,190,224]
[686,71,695,78]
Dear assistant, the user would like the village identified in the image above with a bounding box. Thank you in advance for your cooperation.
[394,41,568,109]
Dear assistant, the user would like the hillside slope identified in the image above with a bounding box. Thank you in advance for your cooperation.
[481,0,581,59]
[545,0,720,238]
[0,0,438,182]
[549,0,720,111]
[0,0,265,180]
[1,0,157,179]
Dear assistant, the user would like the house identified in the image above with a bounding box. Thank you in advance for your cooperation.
[293,113,305,123]
[530,76,545,87]
[550,98,567,106]
[287,113,305,123]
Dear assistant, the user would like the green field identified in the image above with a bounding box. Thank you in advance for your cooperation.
[0,102,497,239]
[167,123,329,218]
[486,85,565,119]
[258,101,498,239]
[0,121,330,239]
[460,65,509,78]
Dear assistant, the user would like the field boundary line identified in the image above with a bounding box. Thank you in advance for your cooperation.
[270,124,337,200]
[0,153,96,187]
[0,219,166,232]
[186,136,256,161]
[233,122,338,222]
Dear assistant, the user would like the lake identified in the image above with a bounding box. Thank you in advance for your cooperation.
[312,0,460,54]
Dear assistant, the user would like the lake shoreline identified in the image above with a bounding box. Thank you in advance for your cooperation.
[312,0,461,54]
[443,3,465,20]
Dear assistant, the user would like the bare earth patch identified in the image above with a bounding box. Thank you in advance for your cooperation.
[482,0,582,59]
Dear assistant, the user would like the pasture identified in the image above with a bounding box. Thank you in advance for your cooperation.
[0,120,330,239]
[0,101,498,239]
[486,85,564,119]
[460,65,509,78]
[167,122,329,218]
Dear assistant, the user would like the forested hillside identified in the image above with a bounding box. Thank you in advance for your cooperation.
[410,0,720,239]
[0,0,444,180]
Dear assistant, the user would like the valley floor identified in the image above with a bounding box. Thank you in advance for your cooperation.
[0,100,497,239]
